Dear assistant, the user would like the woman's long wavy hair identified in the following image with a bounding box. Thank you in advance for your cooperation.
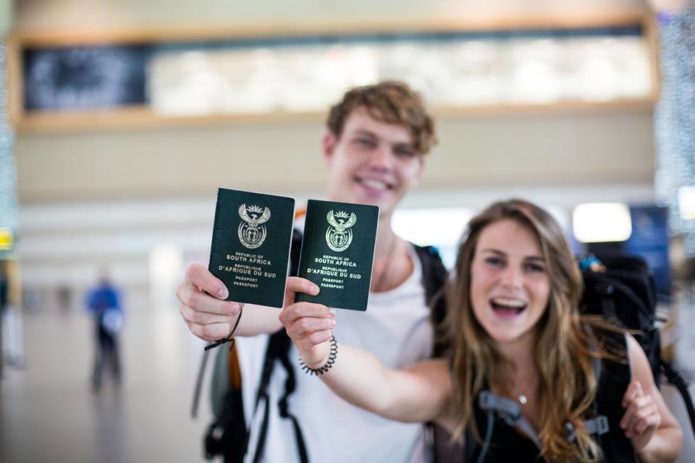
[447,199,601,462]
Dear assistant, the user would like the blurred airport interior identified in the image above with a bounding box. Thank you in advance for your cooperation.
[1,0,695,462]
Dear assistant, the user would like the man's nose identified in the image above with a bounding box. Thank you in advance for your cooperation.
[368,145,394,170]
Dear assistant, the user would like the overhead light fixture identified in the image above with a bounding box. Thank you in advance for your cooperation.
[0,228,13,251]
[678,186,695,220]
[572,202,632,243]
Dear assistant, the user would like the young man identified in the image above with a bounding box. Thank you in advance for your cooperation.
[178,81,445,462]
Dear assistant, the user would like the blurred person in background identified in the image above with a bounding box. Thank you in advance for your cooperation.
[86,271,123,393]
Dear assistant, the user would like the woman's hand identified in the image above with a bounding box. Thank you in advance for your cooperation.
[280,277,336,368]
[620,380,660,451]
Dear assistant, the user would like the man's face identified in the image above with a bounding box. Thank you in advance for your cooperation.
[322,108,425,219]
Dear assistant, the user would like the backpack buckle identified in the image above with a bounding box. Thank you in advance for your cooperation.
[585,415,610,436]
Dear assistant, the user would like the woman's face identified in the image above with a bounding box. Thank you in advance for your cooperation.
[470,219,551,347]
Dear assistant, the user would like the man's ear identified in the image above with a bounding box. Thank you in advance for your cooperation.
[322,131,337,165]
[412,156,426,185]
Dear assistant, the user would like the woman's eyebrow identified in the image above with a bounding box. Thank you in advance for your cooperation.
[479,248,505,256]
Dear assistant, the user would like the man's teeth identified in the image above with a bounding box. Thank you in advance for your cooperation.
[491,297,525,308]
[361,179,388,190]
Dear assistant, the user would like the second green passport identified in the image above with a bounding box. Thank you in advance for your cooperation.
[296,199,378,311]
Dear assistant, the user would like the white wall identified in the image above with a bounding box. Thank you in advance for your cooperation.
[15,109,655,202]
[0,0,11,36]
[14,0,649,30]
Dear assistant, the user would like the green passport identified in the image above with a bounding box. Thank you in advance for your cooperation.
[209,188,295,308]
[297,199,379,311]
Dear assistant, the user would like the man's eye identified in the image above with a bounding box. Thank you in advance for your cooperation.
[355,138,376,148]
[394,146,416,158]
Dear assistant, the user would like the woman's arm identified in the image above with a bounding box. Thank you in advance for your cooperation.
[622,334,683,463]
[279,293,454,424]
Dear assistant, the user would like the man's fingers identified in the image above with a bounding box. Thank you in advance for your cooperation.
[184,263,228,300]
[178,284,241,316]
[180,305,234,325]
[189,322,234,342]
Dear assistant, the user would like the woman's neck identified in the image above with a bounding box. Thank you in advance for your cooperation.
[493,332,541,416]
[497,330,535,367]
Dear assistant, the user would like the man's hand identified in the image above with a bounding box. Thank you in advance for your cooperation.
[177,263,242,341]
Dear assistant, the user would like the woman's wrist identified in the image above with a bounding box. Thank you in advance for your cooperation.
[300,336,338,376]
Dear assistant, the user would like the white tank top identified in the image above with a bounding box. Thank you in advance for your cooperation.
[237,244,433,463]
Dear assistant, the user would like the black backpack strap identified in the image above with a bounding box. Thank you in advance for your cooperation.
[277,340,310,462]
[251,330,307,463]
[412,244,449,357]
[593,331,639,463]
[412,244,458,463]
[249,228,309,463]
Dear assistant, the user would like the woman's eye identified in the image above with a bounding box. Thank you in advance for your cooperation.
[525,263,546,273]
[485,257,504,267]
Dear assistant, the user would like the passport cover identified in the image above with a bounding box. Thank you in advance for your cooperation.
[209,188,295,308]
[296,199,378,311]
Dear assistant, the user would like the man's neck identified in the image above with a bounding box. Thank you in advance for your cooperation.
[375,215,398,257]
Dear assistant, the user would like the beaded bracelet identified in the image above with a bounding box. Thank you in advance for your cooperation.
[300,335,338,376]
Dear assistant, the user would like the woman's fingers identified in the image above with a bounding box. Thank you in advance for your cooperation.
[620,380,660,448]
[286,315,336,339]
[279,300,336,367]
[284,276,320,305]
[280,301,334,326]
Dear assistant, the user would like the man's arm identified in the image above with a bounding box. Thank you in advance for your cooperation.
[177,263,319,340]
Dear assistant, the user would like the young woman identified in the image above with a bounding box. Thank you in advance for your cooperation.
[279,199,683,462]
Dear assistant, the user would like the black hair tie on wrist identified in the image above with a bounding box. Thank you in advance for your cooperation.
[204,305,244,352]
[300,335,338,376]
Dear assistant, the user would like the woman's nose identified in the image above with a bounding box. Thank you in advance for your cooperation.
[499,266,523,288]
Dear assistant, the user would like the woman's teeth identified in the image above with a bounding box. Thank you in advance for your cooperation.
[490,297,526,314]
